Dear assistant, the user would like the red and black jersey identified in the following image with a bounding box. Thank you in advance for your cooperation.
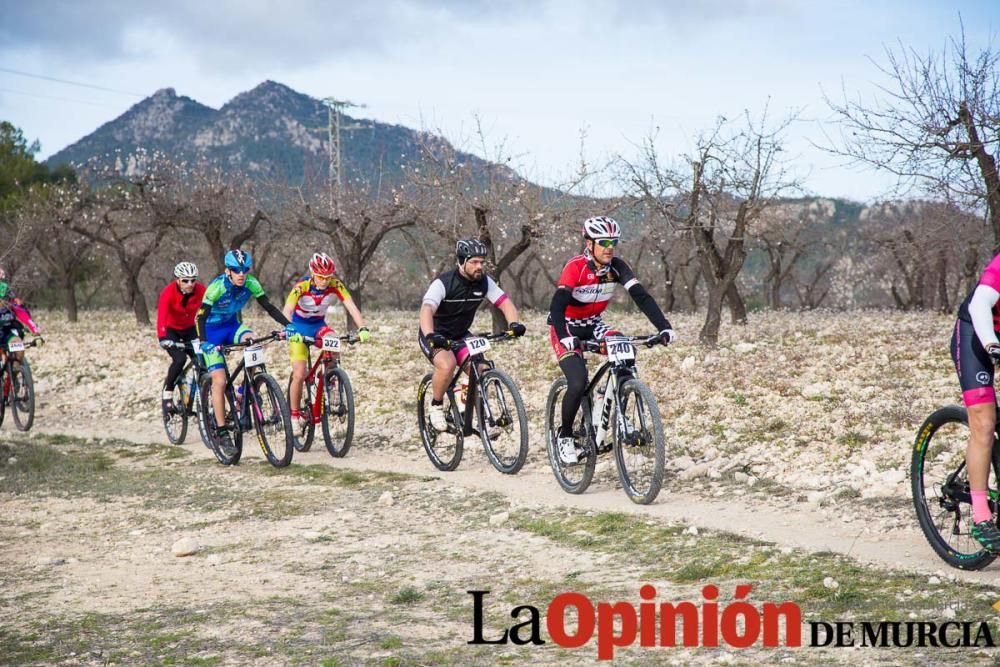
[552,255,638,324]
[156,281,206,338]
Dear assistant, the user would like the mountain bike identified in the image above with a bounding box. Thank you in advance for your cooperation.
[912,403,1000,570]
[198,331,294,468]
[0,336,43,431]
[544,334,666,505]
[416,331,528,474]
[289,332,358,458]
[159,339,210,447]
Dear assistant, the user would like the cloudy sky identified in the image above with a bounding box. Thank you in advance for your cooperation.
[1,0,997,200]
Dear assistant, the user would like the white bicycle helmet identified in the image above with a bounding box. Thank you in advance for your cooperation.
[582,216,621,240]
[173,261,199,279]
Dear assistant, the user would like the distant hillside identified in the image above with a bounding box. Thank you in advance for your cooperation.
[45,80,503,186]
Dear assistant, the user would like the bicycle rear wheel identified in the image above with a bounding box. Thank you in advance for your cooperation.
[322,367,355,458]
[614,378,665,505]
[200,374,243,465]
[162,376,188,445]
[912,405,999,570]
[478,369,528,474]
[417,373,463,471]
[544,378,596,494]
[288,375,315,452]
[251,372,294,468]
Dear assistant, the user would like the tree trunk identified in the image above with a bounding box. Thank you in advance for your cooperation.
[125,270,150,325]
[726,282,748,325]
[700,286,725,346]
[63,272,79,323]
[659,250,675,312]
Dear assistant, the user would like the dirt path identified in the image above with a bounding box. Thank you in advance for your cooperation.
[34,420,996,585]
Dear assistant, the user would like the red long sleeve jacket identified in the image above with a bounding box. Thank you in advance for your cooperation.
[156,281,206,338]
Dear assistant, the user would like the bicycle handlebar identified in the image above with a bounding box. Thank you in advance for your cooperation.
[581,333,662,354]
[219,330,284,354]
[300,333,360,346]
[435,330,522,351]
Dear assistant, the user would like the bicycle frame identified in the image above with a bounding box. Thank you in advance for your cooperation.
[301,333,356,425]
[580,335,658,453]
[215,333,282,431]
[444,332,512,437]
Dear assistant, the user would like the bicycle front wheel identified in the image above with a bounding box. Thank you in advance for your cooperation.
[11,359,34,432]
[478,369,528,474]
[251,372,294,468]
[200,374,243,465]
[0,366,7,428]
[544,378,596,494]
[322,367,355,458]
[162,376,188,445]
[287,374,315,453]
[912,405,998,570]
[614,378,665,505]
[417,373,463,471]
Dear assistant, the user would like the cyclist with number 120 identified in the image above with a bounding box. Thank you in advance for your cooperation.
[418,239,526,432]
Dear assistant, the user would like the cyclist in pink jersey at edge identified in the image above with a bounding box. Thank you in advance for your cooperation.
[952,252,1000,552]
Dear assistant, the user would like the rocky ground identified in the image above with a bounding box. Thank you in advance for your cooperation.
[2,308,1000,665]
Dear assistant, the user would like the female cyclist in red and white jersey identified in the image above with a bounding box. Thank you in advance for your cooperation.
[548,216,675,464]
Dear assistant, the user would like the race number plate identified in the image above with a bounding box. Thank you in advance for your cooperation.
[465,336,491,354]
[7,340,25,353]
[606,338,635,362]
[190,338,201,354]
[244,345,265,368]
[322,335,341,351]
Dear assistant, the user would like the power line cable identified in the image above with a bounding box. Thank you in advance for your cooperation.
[0,67,143,97]
[0,87,127,109]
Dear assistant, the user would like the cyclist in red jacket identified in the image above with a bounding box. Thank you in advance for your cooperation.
[157,262,206,415]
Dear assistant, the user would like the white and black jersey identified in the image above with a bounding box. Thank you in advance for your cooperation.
[422,269,508,339]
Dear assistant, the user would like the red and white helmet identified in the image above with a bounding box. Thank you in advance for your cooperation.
[582,216,621,240]
[309,252,336,277]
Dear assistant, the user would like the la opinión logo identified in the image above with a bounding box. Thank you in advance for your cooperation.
[468,584,801,660]
[468,585,998,659]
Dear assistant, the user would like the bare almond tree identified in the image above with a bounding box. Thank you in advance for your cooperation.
[66,152,184,325]
[622,108,801,345]
[825,25,1000,250]
[407,119,599,330]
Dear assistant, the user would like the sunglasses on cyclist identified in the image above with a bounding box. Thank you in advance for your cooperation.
[593,238,619,248]
[179,278,197,284]
[228,268,249,275]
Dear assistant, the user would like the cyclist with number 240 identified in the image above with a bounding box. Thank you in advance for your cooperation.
[549,216,676,465]
[418,239,526,431]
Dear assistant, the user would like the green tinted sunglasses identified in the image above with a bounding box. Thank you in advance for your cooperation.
[594,238,619,248]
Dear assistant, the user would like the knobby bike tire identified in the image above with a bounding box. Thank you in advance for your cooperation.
[0,365,7,428]
[251,372,294,468]
[416,372,463,471]
[911,405,1000,570]
[477,369,529,474]
[10,359,35,432]
[161,372,189,445]
[192,376,212,450]
[322,367,355,458]
[200,374,243,465]
[288,374,316,453]
[614,378,666,505]
[544,378,596,494]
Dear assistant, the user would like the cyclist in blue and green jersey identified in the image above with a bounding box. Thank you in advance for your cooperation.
[196,249,295,438]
